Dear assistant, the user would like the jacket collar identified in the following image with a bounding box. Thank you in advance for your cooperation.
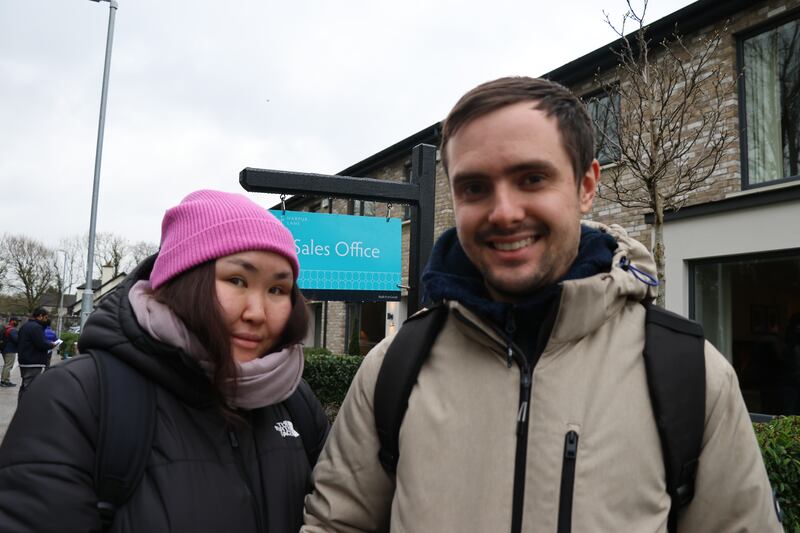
[79,254,217,407]
[422,224,618,325]
[548,221,658,345]
[421,222,657,346]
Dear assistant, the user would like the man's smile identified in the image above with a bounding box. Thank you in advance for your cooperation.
[489,236,537,251]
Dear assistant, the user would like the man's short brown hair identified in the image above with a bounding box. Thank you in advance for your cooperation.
[441,76,595,182]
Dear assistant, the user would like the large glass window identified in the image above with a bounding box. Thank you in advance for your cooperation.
[691,251,800,415]
[741,16,800,186]
[586,92,620,166]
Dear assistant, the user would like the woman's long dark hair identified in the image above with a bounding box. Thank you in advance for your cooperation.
[153,258,309,403]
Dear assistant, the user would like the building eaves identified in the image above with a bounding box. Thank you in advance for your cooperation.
[543,0,765,87]
[337,123,441,177]
[76,279,101,291]
[644,183,800,223]
[279,123,441,211]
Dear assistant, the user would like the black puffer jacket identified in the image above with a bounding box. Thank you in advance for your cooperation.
[0,257,330,532]
[16,318,50,365]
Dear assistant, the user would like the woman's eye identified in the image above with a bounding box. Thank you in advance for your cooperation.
[229,277,246,288]
[268,286,287,295]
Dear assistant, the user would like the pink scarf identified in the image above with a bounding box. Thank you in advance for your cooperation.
[128,280,304,409]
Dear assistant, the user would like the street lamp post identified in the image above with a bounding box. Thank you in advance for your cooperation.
[81,0,118,330]
[56,249,69,338]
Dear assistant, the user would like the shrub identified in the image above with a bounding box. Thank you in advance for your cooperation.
[304,346,332,357]
[303,352,363,407]
[755,416,800,532]
[59,332,80,358]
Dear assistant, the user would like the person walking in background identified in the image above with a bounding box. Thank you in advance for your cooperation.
[42,320,58,369]
[1,317,19,387]
[0,189,329,532]
[15,309,54,399]
[302,77,780,532]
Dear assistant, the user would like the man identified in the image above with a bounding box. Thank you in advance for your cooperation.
[17,308,55,399]
[302,77,780,532]
[2,317,20,387]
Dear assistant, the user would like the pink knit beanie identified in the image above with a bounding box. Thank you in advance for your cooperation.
[150,189,299,289]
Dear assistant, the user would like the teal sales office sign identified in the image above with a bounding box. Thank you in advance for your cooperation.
[272,210,402,302]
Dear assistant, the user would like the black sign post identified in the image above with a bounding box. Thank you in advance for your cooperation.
[239,143,437,317]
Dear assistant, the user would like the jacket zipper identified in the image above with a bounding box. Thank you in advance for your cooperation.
[228,428,267,532]
[557,430,579,533]
[452,309,532,533]
[511,364,532,533]
[506,311,533,533]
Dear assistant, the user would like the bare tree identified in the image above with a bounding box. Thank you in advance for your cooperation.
[593,0,736,305]
[57,236,85,295]
[94,232,129,278]
[61,233,152,289]
[1,234,56,313]
[126,240,159,272]
[0,240,8,295]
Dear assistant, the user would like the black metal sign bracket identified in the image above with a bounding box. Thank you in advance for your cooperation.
[239,143,437,317]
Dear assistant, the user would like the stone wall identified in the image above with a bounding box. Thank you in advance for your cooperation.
[576,0,800,247]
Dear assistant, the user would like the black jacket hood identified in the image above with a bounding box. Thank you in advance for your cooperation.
[421,225,618,326]
[78,254,216,407]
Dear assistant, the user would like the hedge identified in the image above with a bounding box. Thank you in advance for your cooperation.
[755,416,800,532]
[303,350,363,408]
[59,332,80,358]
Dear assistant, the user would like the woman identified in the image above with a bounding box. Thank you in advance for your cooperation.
[0,189,329,532]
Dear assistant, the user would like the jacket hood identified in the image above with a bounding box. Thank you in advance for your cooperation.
[78,254,216,407]
[422,223,620,323]
[548,220,658,345]
[421,221,657,346]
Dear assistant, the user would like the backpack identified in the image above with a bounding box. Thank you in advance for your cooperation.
[374,301,705,533]
[0,325,12,353]
[89,350,322,530]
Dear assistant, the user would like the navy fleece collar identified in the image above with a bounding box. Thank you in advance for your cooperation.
[421,225,618,326]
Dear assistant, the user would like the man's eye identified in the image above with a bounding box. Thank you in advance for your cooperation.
[521,175,543,186]
[461,182,487,197]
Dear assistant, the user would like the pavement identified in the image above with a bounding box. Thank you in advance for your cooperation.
[0,371,19,440]
[0,352,64,442]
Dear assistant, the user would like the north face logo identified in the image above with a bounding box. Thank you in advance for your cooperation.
[274,420,300,438]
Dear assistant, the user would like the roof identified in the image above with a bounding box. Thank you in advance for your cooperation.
[39,293,77,308]
[542,0,764,86]
[68,273,127,313]
[76,279,102,291]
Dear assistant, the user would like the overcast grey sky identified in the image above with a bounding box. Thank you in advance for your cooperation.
[1,0,694,248]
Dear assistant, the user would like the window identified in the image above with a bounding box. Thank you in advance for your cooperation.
[350,199,376,216]
[691,250,800,415]
[585,92,620,166]
[741,15,800,187]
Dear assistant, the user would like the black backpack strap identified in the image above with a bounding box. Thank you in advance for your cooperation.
[643,302,706,533]
[374,305,449,474]
[91,350,156,530]
[284,379,325,466]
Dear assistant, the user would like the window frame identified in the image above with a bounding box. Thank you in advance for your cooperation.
[582,88,621,167]
[688,247,800,320]
[736,7,800,190]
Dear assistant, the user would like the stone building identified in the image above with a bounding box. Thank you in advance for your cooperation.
[284,0,799,415]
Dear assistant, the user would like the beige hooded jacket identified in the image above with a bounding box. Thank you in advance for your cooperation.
[303,223,781,533]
